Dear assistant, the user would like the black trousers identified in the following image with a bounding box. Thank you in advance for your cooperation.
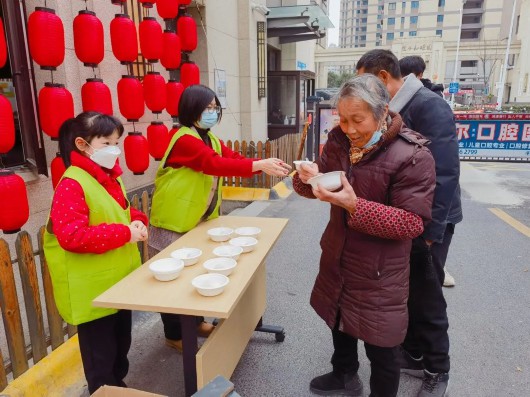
[331,321,400,397]
[161,313,204,340]
[402,223,454,374]
[77,310,132,395]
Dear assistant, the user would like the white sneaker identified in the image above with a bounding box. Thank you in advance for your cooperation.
[443,269,455,287]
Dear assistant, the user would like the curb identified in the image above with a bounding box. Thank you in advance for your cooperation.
[1,335,85,397]
[269,174,294,200]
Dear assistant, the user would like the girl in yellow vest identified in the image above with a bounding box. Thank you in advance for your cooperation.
[44,112,148,394]
[149,84,291,352]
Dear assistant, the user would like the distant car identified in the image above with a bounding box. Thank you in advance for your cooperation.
[315,88,339,101]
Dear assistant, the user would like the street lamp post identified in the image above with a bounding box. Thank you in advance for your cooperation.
[495,0,517,111]
[450,0,466,109]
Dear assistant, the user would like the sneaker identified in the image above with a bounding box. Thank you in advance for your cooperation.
[418,370,449,397]
[165,338,184,353]
[397,347,424,378]
[309,370,363,396]
[443,269,455,288]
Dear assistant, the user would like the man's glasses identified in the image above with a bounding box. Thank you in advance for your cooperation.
[205,106,221,114]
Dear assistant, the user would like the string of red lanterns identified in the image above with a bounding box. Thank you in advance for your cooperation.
[0,170,30,234]
[27,7,65,71]
[139,17,163,63]
[147,122,170,161]
[73,10,104,68]
[82,78,113,116]
[124,132,150,175]
[38,83,74,141]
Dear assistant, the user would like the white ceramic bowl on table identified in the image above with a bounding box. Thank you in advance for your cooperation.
[148,258,184,281]
[191,273,230,297]
[293,160,313,171]
[207,227,234,242]
[307,171,343,191]
[170,248,202,266]
[234,227,261,239]
[229,236,258,253]
[212,245,244,260]
[203,257,237,276]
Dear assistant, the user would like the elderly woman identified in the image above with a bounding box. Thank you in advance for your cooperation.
[294,74,435,397]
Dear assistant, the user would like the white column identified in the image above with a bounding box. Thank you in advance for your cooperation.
[496,0,518,110]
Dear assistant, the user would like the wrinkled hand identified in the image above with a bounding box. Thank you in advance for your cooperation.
[297,162,320,184]
[312,172,357,213]
[129,221,148,243]
[253,158,291,177]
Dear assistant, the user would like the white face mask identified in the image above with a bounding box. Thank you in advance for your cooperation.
[88,144,121,169]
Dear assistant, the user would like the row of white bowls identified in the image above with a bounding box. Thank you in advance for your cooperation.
[148,227,261,297]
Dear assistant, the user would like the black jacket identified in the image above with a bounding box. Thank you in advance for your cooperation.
[400,87,462,243]
[421,78,444,97]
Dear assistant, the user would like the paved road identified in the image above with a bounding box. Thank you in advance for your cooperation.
[88,162,530,396]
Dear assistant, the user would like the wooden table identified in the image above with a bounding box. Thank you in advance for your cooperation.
[93,216,288,396]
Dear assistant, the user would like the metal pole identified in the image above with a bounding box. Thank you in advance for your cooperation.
[495,0,517,111]
[450,0,466,109]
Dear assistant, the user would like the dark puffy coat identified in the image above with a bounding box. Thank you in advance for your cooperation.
[421,78,444,97]
[295,113,435,347]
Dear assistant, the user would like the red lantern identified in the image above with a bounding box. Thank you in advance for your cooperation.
[139,0,156,7]
[147,122,170,161]
[177,14,197,52]
[73,10,104,67]
[143,72,166,114]
[156,0,179,20]
[180,62,200,88]
[166,80,184,117]
[139,17,163,63]
[0,95,15,154]
[117,76,144,122]
[28,8,65,70]
[0,170,29,234]
[51,152,66,190]
[110,14,138,65]
[38,83,74,141]
[82,78,113,115]
[160,30,181,71]
[0,18,7,69]
[169,125,180,139]
[124,132,150,175]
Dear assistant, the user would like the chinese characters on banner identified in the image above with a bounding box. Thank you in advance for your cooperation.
[455,114,530,160]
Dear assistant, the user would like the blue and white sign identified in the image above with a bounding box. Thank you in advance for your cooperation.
[449,82,459,94]
[296,61,306,70]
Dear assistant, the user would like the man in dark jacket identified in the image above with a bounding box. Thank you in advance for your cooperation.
[357,49,462,397]
[399,55,445,98]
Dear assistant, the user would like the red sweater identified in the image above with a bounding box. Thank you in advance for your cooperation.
[50,152,148,254]
[165,134,258,177]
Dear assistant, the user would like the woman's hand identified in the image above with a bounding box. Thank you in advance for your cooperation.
[129,221,148,243]
[312,172,358,213]
[297,162,320,184]
[253,158,292,177]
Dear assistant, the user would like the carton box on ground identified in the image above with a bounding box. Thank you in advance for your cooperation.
[91,385,166,397]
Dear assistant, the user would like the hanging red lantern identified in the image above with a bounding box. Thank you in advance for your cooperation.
[147,122,170,161]
[117,76,144,122]
[51,152,66,190]
[177,13,197,52]
[156,0,179,20]
[73,10,104,67]
[169,125,180,140]
[166,80,184,117]
[143,72,166,114]
[139,0,156,7]
[110,14,138,65]
[180,62,200,88]
[38,83,74,141]
[81,78,113,115]
[0,18,7,69]
[139,17,163,63]
[160,30,181,71]
[28,7,65,70]
[0,170,29,234]
[0,95,15,154]
[124,132,150,175]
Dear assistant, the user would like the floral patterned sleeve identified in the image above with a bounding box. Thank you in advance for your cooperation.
[348,198,424,240]
[292,172,316,199]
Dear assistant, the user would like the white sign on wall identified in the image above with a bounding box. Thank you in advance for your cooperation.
[214,69,227,109]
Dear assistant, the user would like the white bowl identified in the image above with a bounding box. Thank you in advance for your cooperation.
[207,227,234,242]
[203,257,237,276]
[148,258,184,282]
[212,245,244,260]
[229,236,258,253]
[170,248,202,266]
[234,226,261,239]
[293,160,313,171]
[191,273,229,297]
[307,171,343,191]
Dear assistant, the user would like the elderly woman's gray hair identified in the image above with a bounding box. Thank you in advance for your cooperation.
[333,74,390,121]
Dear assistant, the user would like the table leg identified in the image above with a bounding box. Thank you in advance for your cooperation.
[255,317,286,342]
[181,315,198,396]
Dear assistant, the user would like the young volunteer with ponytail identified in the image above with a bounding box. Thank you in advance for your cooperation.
[44,112,148,394]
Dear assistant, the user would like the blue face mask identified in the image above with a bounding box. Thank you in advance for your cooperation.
[196,111,218,129]
[363,129,383,148]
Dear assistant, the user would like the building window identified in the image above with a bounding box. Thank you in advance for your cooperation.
[409,31,417,36]
[401,17,405,24]
[257,22,266,98]
[438,0,445,6]
[389,3,396,10]
[437,15,444,23]
[461,60,478,68]
[410,16,418,24]
[400,31,404,37]
[411,1,419,8]
[402,2,406,9]
[436,29,443,36]
[387,32,394,40]
[388,18,395,25]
